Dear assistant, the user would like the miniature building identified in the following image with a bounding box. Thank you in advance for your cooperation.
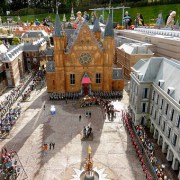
[118,29,180,60]
[129,57,180,178]
[23,38,47,71]
[116,43,154,79]
[21,30,49,43]
[46,14,124,95]
[0,62,7,94]
[0,45,24,87]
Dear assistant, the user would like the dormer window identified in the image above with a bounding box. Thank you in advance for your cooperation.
[138,73,143,80]
[167,87,175,95]
[158,80,164,87]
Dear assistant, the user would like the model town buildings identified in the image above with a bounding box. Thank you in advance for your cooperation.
[46,14,124,95]
[129,57,180,178]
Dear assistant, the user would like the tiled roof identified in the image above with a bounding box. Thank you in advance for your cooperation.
[118,43,154,55]
[104,14,114,37]
[21,30,49,41]
[46,61,55,72]
[113,68,123,80]
[23,38,46,51]
[0,45,23,62]
[65,21,103,53]
[44,48,54,56]
[133,57,180,103]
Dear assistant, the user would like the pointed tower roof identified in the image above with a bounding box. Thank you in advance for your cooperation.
[104,14,114,37]
[54,14,64,37]
[92,18,101,32]
[70,6,75,21]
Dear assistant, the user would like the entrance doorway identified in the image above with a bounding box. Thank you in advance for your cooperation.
[83,84,89,95]
[81,72,91,96]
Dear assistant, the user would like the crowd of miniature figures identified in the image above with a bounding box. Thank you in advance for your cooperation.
[49,92,80,100]
[0,148,21,180]
[136,125,168,180]
[0,104,21,135]
[83,125,92,139]
[0,73,34,136]
[123,112,168,180]
[49,91,123,101]
[22,71,45,101]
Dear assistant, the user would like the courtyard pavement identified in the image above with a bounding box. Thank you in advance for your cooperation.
[0,87,146,180]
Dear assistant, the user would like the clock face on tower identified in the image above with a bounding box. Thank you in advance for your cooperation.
[79,53,92,65]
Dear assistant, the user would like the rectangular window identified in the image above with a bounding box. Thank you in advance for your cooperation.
[165,103,169,115]
[142,103,146,113]
[162,121,165,132]
[152,90,155,100]
[172,134,177,146]
[170,109,174,121]
[161,99,164,109]
[168,127,171,138]
[96,73,101,84]
[154,111,157,120]
[176,115,180,128]
[150,106,153,115]
[156,94,159,104]
[158,116,161,125]
[6,63,9,69]
[70,74,75,85]
[144,88,148,98]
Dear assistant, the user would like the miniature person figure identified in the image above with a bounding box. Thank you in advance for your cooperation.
[83,126,86,138]
[165,10,172,25]
[79,115,81,122]
[123,11,131,29]
[49,143,52,150]
[75,11,84,25]
[52,143,55,149]
[166,11,176,29]
[135,13,143,27]
[91,11,96,25]
[83,11,89,22]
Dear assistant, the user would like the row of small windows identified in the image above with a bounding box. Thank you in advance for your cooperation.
[152,90,178,122]
[153,121,178,146]
[151,105,180,128]
[70,73,101,85]
[153,122,178,146]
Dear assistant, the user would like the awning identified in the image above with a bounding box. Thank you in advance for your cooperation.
[82,77,91,85]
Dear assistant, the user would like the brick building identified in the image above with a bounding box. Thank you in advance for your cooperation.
[116,43,154,79]
[46,14,124,95]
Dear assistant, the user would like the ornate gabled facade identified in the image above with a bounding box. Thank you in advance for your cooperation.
[46,14,124,95]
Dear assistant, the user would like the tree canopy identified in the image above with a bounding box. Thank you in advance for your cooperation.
[12,37,21,45]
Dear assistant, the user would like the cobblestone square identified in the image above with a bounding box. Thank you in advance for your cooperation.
[0,88,146,180]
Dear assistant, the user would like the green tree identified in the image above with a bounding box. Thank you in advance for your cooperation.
[0,40,3,45]
[12,37,21,45]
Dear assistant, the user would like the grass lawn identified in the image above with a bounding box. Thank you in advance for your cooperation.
[2,4,180,25]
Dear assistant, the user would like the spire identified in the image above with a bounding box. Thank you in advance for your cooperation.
[63,14,66,22]
[92,18,101,32]
[104,14,114,37]
[70,5,75,22]
[54,14,64,37]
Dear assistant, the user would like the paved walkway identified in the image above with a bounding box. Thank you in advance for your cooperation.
[0,87,146,180]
